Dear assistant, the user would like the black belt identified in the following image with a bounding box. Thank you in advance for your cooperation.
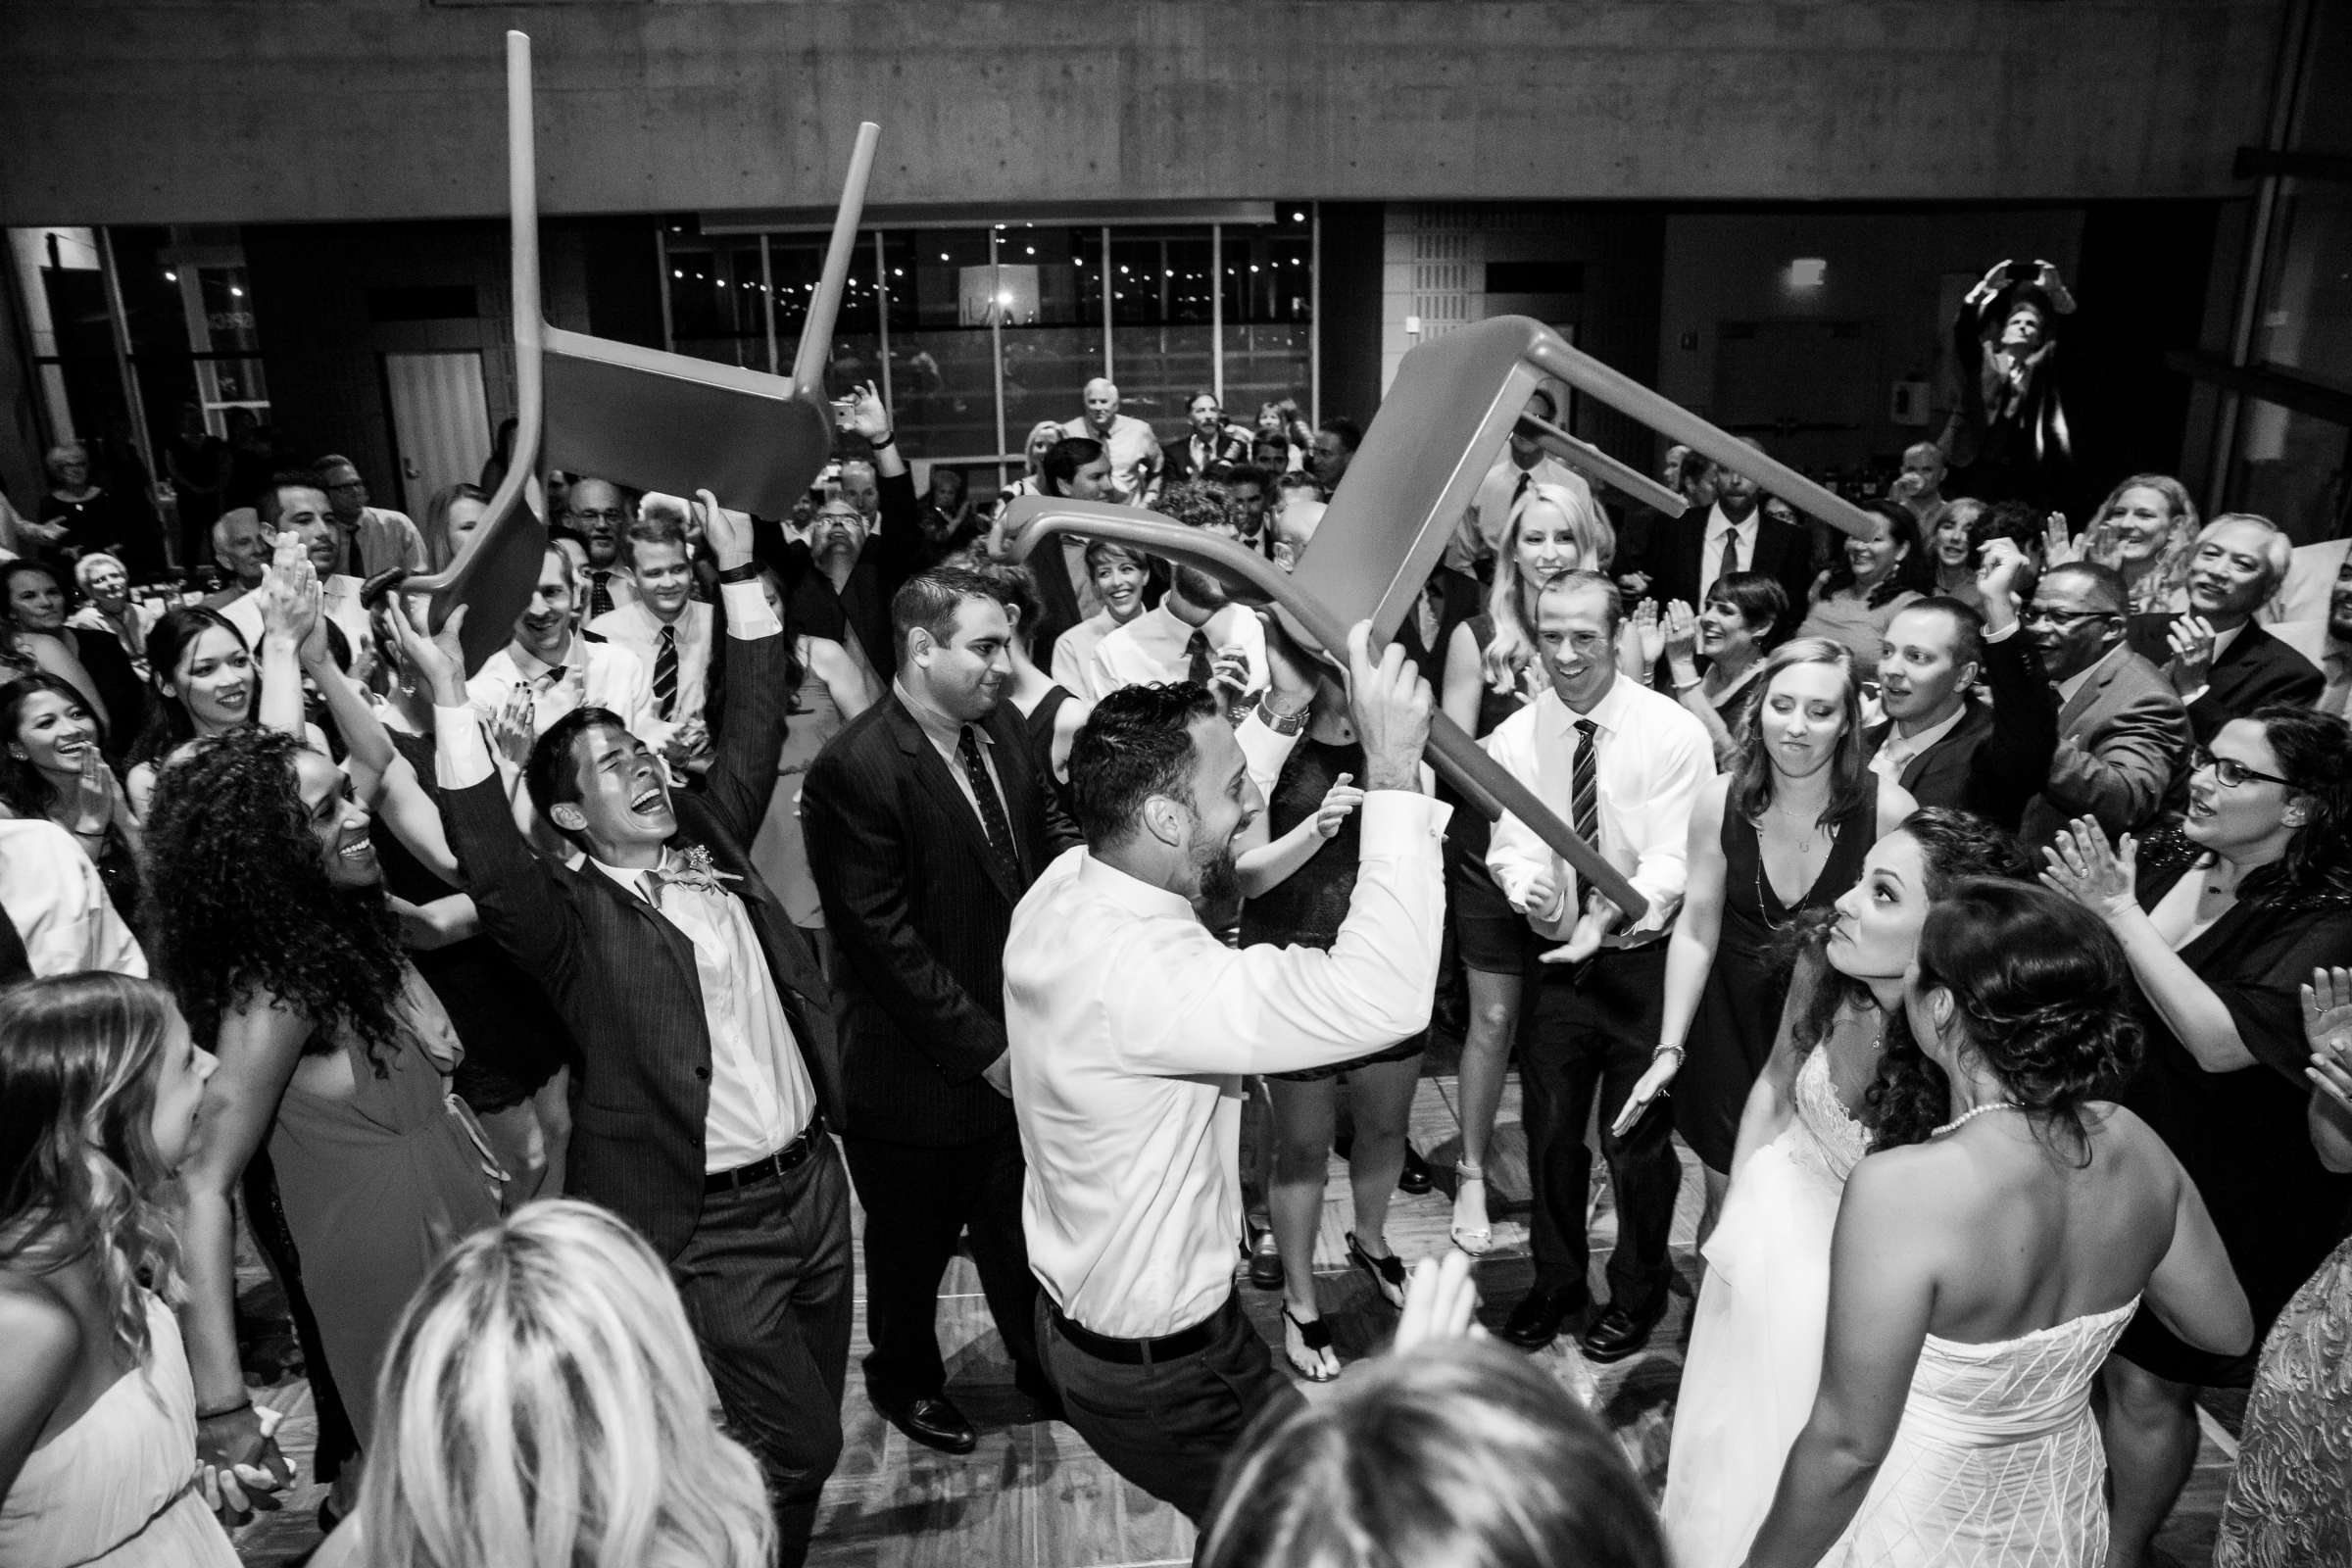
[1051,1294,1232,1364]
[704,1113,826,1195]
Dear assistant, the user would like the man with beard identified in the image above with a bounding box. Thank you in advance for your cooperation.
[772,384,924,674]
[801,568,1080,1456]
[1006,622,1445,1520]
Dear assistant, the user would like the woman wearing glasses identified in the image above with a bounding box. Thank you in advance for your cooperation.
[2040,705,2352,1568]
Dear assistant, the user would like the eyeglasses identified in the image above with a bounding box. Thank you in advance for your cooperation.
[2189,746,2295,790]
[2022,606,2115,628]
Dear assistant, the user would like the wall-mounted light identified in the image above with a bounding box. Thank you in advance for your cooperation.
[1788,258,1828,289]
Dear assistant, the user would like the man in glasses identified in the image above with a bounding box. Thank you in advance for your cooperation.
[2125,513,2322,745]
[315,453,427,578]
[2017,561,2189,848]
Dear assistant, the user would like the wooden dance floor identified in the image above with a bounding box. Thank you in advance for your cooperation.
[231,1066,2236,1566]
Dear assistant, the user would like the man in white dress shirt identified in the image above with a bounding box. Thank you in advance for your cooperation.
[1485,570,1712,1360]
[1088,559,1267,711]
[1444,387,1598,576]
[1006,624,1446,1520]
[1060,378,1162,505]
[587,507,711,771]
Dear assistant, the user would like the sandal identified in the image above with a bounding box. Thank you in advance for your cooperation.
[1347,1231,1410,1309]
[1283,1309,1340,1382]
[1450,1158,1494,1257]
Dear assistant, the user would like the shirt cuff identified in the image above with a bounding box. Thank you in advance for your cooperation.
[1984,620,2018,643]
[434,703,496,791]
[1358,790,1452,855]
[720,579,781,641]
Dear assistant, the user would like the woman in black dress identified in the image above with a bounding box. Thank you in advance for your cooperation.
[1623,637,1913,1236]
[2040,705,2352,1568]
[1238,664,1422,1381]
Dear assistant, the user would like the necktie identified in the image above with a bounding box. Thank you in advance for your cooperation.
[654,623,679,719]
[1712,526,1740,596]
[1513,470,1532,505]
[1569,716,1600,855]
[2323,649,2351,718]
[957,726,1021,884]
[1186,629,1214,687]
[589,569,615,620]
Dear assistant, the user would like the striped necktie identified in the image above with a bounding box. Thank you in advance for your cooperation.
[654,623,679,719]
[1569,717,1600,852]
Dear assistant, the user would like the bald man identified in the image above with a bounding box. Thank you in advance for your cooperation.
[1060,379,1161,504]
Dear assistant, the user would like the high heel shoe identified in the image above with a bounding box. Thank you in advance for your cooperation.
[1282,1309,1341,1382]
[1347,1232,1409,1309]
[1450,1158,1493,1256]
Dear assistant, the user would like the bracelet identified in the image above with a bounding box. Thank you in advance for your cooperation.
[1255,694,1310,735]
[194,1396,253,1422]
[1672,675,1704,692]
[715,562,762,584]
[867,431,895,450]
[1650,1044,1687,1066]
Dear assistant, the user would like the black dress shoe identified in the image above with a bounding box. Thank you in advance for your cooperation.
[1247,1224,1284,1290]
[1396,1146,1435,1196]
[876,1393,977,1454]
[1496,1285,1586,1351]
[1578,1298,1666,1364]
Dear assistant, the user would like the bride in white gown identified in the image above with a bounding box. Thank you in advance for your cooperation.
[1657,810,2029,1568]
[1741,875,2252,1568]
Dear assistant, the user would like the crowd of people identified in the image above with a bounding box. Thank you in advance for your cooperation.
[0,366,2348,1568]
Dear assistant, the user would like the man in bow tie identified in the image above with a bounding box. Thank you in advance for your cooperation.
[406,493,850,1568]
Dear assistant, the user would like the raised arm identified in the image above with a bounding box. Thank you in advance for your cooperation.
[686,493,794,844]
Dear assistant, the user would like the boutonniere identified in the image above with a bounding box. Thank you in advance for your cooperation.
[652,843,743,896]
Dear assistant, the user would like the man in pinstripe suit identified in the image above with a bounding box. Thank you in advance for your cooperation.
[805,566,1083,1455]
[402,496,850,1568]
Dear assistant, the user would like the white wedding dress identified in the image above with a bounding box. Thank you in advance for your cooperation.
[1822,1296,2138,1567]
[1662,1045,1870,1568]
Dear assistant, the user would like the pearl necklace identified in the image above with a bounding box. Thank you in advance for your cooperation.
[1931,1102,2027,1139]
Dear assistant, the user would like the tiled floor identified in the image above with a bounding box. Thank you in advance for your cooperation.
[230,1071,2234,1565]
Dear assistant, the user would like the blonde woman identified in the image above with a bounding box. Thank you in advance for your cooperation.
[314,1200,774,1568]
[2075,473,2197,615]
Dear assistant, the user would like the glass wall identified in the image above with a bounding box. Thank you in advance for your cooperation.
[665,209,1317,500]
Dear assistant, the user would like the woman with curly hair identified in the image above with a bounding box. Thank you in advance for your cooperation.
[146,725,503,1522]
[2079,473,2197,616]
[310,1200,775,1568]
[1792,500,1935,670]
[0,673,144,925]
[2040,705,2352,1566]
[0,973,246,1566]
[1745,881,2249,1567]
[1654,808,2029,1568]
[1624,638,1912,1237]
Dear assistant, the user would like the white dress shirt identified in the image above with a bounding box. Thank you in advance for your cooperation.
[1061,414,1162,503]
[1087,601,1266,701]
[0,819,145,978]
[588,599,714,730]
[435,581,808,1170]
[1009,719,1449,1339]
[466,633,658,754]
[1701,503,1761,581]
[1484,676,1712,943]
[221,574,369,660]
[1447,453,1598,573]
[1050,608,1124,700]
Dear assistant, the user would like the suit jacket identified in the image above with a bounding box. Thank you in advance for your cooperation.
[2125,614,2325,746]
[801,693,1081,1148]
[760,467,924,674]
[1643,509,1814,634]
[1159,429,1250,486]
[438,619,842,1260]
[2019,643,2191,847]
[1863,626,2056,833]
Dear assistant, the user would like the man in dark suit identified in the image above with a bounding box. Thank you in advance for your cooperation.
[2124,513,2323,745]
[803,567,1082,1455]
[1638,442,1813,634]
[2018,562,2191,847]
[1865,544,2056,833]
[1159,391,1252,490]
[409,499,850,1568]
[761,382,924,674]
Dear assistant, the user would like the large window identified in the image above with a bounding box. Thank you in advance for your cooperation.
[665,209,1317,499]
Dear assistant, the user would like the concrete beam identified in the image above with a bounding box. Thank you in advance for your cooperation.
[3,2,2288,226]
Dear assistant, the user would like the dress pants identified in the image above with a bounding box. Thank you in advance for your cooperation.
[1036,1293,1300,1522]
[1522,942,1680,1313]
[669,1136,855,1568]
[843,1125,1047,1402]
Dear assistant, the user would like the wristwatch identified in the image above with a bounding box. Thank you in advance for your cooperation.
[1255,694,1310,735]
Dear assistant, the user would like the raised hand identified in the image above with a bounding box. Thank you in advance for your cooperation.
[2304,967,2352,1114]
[491,683,535,769]
[1345,621,1433,794]
[1208,643,1252,699]
[2038,814,2138,920]
[695,488,753,571]
[1631,597,1666,667]
[1662,599,1700,669]
[843,380,892,443]
[258,539,320,647]
[65,740,116,835]
[392,598,471,708]
[1314,771,1364,839]
[2165,614,2216,697]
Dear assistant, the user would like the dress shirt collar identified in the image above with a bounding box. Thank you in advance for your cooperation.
[1535,671,1637,737]
[2209,619,2247,662]
[1884,701,1969,765]
[1072,846,1197,922]
[586,846,676,903]
[892,678,990,755]
[1706,503,1759,543]
[507,634,579,683]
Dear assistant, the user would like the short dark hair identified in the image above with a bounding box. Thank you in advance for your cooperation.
[258,471,327,526]
[1896,595,1986,670]
[1152,480,1232,533]
[1041,437,1106,496]
[960,559,1043,642]
[1537,568,1623,638]
[524,705,630,837]
[1316,416,1361,453]
[889,567,1001,668]
[313,453,358,480]
[1068,682,1222,849]
[1220,465,1271,496]
[1700,569,1789,637]
[1084,538,1149,575]
[1978,500,2047,555]
[2038,561,2129,615]
[620,512,689,568]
